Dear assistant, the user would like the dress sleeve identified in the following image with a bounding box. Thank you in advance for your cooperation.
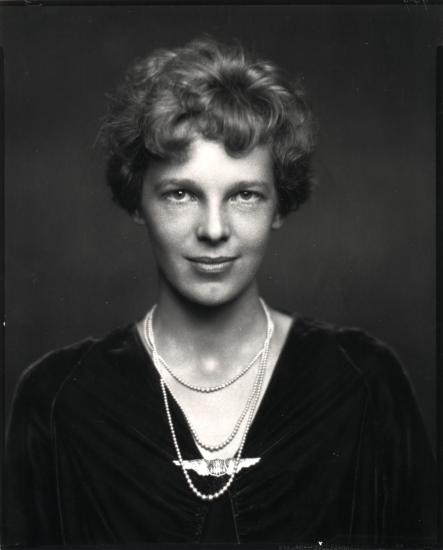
[338,330,438,546]
[3,342,94,547]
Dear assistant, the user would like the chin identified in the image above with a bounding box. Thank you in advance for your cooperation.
[182,288,237,308]
[175,280,254,309]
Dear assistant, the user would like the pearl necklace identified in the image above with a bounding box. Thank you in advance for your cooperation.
[144,300,273,452]
[162,371,259,452]
[146,300,274,501]
[144,299,270,393]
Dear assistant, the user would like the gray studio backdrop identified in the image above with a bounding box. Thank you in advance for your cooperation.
[2,5,441,447]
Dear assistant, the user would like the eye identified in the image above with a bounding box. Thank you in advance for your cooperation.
[163,189,195,203]
[232,190,263,203]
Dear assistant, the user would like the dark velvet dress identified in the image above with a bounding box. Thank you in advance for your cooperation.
[4,316,438,547]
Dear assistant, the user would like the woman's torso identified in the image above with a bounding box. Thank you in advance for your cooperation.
[4,316,437,546]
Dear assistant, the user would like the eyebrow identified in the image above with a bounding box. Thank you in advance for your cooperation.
[153,178,272,191]
[153,178,194,190]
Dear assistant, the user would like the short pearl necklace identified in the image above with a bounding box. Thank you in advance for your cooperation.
[144,302,269,393]
[145,300,274,501]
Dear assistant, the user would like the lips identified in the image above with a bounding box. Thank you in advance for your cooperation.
[188,256,237,264]
[187,256,238,274]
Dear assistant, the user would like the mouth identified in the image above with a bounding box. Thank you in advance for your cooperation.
[187,256,238,274]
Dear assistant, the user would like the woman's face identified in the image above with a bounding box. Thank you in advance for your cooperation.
[137,137,282,307]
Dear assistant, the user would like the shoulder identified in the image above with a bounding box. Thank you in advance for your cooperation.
[10,337,96,424]
[291,315,413,408]
[286,316,424,439]
[10,325,137,427]
[293,315,403,369]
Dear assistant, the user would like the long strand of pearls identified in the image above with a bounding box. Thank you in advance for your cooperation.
[147,300,274,501]
[162,371,259,452]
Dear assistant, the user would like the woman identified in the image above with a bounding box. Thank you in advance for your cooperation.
[4,37,437,546]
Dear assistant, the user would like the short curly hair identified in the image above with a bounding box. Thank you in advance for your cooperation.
[100,37,316,216]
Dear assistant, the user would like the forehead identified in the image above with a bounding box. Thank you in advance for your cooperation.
[145,137,274,187]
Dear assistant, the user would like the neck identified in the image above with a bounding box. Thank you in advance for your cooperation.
[150,282,268,372]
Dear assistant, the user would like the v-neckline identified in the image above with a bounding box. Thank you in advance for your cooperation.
[132,314,302,461]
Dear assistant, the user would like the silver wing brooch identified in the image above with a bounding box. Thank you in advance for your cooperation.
[173,457,261,477]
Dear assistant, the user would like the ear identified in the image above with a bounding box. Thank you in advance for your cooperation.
[132,209,146,225]
[271,211,284,230]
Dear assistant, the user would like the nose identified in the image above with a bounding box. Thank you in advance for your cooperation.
[196,202,230,243]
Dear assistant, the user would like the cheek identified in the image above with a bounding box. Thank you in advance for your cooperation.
[144,209,191,254]
[234,212,275,252]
